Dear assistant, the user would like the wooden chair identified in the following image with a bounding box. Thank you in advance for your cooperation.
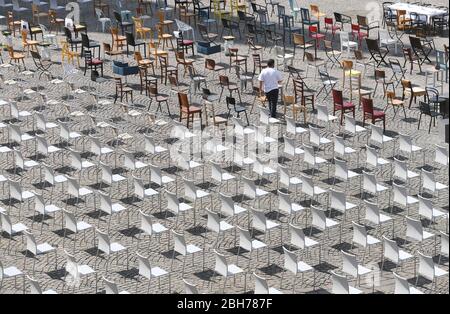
[61,41,81,66]
[178,92,202,128]
[134,51,155,74]
[21,30,39,56]
[179,5,195,25]
[385,89,406,119]
[132,16,151,41]
[204,99,227,129]
[111,27,126,51]
[174,50,193,77]
[158,10,173,34]
[362,97,386,130]
[7,11,21,37]
[114,77,133,103]
[32,4,48,24]
[103,42,122,60]
[251,86,267,113]
[158,54,178,84]
[349,72,372,108]
[7,46,26,69]
[401,79,426,109]
[148,84,171,115]
[283,94,307,122]
[342,59,361,89]
[156,23,174,50]
[48,10,64,34]
[396,9,412,31]
[332,89,355,125]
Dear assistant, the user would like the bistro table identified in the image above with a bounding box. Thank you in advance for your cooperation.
[388,3,447,23]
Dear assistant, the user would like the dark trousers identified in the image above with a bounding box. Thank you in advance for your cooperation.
[266,88,279,118]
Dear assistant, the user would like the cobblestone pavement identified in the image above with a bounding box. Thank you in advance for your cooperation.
[0,0,448,294]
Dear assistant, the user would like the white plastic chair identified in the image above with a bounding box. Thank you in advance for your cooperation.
[392,272,423,294]
[214,249,245,293]
[136,252,170,293]
[278,190,304,222]
[165,190,193,228]
[285,115,307,136]
[416,251,448,291]
[280,246,314,293]
[405,216,435,249]
[316,104,337,128]
[0,260,24,293]
[362,171,389,203]
[398,133,423,162]
[309,125,331,148]
[62,209,92,251]
[391,182,418,214]
[171,230,203,274]
[183,178,210,225]
[303,144,329,177]
[418,194,447,225]
[438,231,448,265]
[27,275,58,294]
[24,230,56,274]
[331,270,362,294]
[351,221,380,262]
[219,192,247,223]
[381,236,413,271]
[333,157,359,188]
[300,173,327,200]
[63,250,97,293]
[205,208,234,248]
[210,160,235,192]
[278,163,302,192]
[288,223,319,260]
[341,250,372,286]
[283,135,304,160]
[236,226,267,269]
[0,211,28,252]
[421,168,448,194]
[242,176,269,207]
[340,31,358,57]
[254,272,283,294]
[310,205,339,238]
[333,135,357,160]
[329,188,357,220]
[393,157,419,184]
[343,114,366,143]
[434,144,449,167]
[364,200,393,236]
[369,124,394,152]
[365,144,390,169]
[103,276,129,294]
[96,191,126,232]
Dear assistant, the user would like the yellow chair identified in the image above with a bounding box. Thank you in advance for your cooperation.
[310,4,326,20]
[61,41,80,67]
[342,60,361,89]
[21,30,39,56]
[230,0,247,16]
[7,46,26,69]
[156,23,174,50]
[132,16,151,41]
[283,94,307,122]
[212,0,231,20]
[158,10,174,34]
[148,36,168,68]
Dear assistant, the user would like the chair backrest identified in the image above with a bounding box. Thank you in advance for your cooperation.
[434,144,448,166]
[417,251,435,281]
[251,207,267,232]
[393,272,412,294]
[206,208,221,233]
[242,176,256,199]
[440,231,449,257]
[282,246,298,274]
[214,249,229,277]
[237,225,252,251]
[383,236,400,264]
[136,252,153,279]
[183,279,199,294]
[341,250,359,278]
[289,223,306,249]
[364,199,382,225]
[253,272,270,294]
[63,209,77,233]
[370,124,385,145]
[103,277,120,294]
[329,188,348,213]
[362,97,374,115]
[96,229,111,254]
[172,230,187,255]
[421,168,437,192]
[311,205,327,230]
[331,271,350,294]
[352,221,368,248]
[300,173,315,197]
[405,216,425,242]
[27,276,44,294]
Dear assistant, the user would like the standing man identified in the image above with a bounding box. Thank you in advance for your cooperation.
[258,59,282,118]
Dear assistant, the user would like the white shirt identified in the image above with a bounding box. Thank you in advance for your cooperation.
[258,67,282,93]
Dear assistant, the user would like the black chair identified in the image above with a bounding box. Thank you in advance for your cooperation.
[175,31,195,56]
[247,22,265,43]
[282,14,302,45]
[334,12,352,31]
[237,9,255,32]
[226,96,249,125]
[426,87,447,114]
[125,32,146,57]
[381,2,396,27]
[418,101,440,133]
[198,23,218,44]
[356,15,379,37]
[276,4,285,28]
[250,2,267,16]
[409,36,433,65]
[316,68,337,100]
[64,27,82,51]
[300,8,319,35]
[81,33,100,59]
[221,18,241,39]
[114,11,133,35]
[30,50,52,79]
[83,50,104,77]
[389,58,406,87]
[366,38,389,66]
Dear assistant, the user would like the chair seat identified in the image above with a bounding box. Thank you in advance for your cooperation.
[111,203,126,213]
[186,244,202,254]
[36,243,55,254]
[150,266,168,277]
[182,105,202,113]
[357,264,372,276]
[76,221,92,231]
[3,266,23,278]
[77,264,95,276]
[144,188,158,197]
[296,261,313,272]
[109,242,126,253]
[367,235,381,245]
[372,110,385,118]
[398,249,413,261]
[182,40,194,45]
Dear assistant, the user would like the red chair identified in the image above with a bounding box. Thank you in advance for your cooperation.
[362,97,385,130]
[324,17,340,38]
[332,89,355,125]
[351,23,368,47]
[309,25,325,48]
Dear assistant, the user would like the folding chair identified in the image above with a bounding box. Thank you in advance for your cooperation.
[365,38,389,67]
